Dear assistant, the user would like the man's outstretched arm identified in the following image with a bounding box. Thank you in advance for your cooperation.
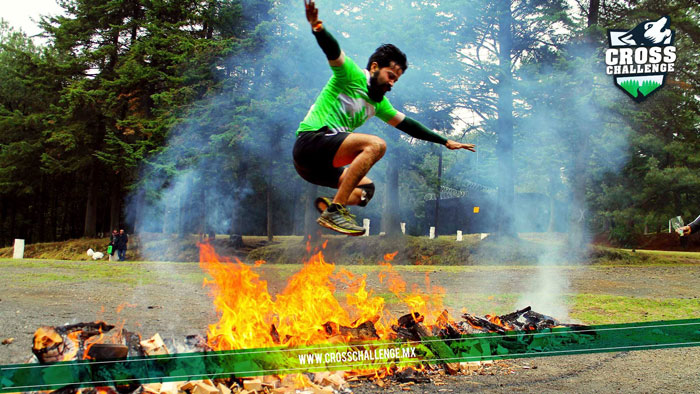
[305,0,344,66]
[388,112,476,151]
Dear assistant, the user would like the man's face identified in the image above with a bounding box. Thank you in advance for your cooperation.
[368,61,403,101]
[119,230,124,235]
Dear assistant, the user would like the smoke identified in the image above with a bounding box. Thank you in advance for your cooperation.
[506,40,632,319]
[121,1,635,322]
[515,243,571,321]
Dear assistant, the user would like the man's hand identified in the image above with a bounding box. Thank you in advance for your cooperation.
[445,140,476,152]
[680,225,691,236]
[305,0,321,29]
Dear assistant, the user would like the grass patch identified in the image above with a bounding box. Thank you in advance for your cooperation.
[591,246,700,266]
[0,258,206,286]
[4,234,700,267]
[248,234,561,266]
[570,294,700,324]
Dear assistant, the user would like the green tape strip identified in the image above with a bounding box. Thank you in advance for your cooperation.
[1,318,699,392]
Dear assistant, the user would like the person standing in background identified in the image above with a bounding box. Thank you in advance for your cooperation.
[116,229,128,261]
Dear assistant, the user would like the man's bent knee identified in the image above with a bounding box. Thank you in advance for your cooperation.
[367,137,386,159]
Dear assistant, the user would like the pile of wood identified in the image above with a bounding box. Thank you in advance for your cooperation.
[26,306,584,394]
[135,372,348,394]
[460,306,591,333]
[30,323,351,394]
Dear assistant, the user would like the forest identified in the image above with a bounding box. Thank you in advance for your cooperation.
[1,0,698,248]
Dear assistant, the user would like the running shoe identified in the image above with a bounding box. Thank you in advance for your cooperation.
[317,203,365,236]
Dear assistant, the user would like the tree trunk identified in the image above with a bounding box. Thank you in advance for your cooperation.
[303,183,319,238]
[266,178,274,242]
[587,0,600,28]
[110,179,121,232]
[200,188,207,236]
[495,0,516,238]
[0,197,6,245]
[547,170,557,232]
[566,0,601,257]
[178,175,192,238]
[37,176,48,242]
[83,165,98,237]
[131,189,145,235]
[434,150,442,233]
[382,157,401,235]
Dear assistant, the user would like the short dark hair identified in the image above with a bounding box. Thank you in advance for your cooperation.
[366,44,408,72]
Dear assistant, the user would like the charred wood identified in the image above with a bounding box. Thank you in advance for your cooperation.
[323,321,379,340]
[391,325,420,341]
[270,324,281,345]
[397,312,423,328]
[122,329,144,357]
[498,306,532,324]
[461,314,506,334]
[412,322,460,375]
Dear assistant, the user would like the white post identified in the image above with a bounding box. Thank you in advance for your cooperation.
[13,239,25,259]
[363,219,370,236]
[456,230,463,241]
[429,226,435,239]
[400,222,406,235]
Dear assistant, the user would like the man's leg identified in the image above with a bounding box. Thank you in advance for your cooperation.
[332,133,386,205]
[315,133,385,235]
[340,173,373,206]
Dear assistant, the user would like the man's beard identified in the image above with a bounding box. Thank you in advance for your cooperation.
[368,73,390,102]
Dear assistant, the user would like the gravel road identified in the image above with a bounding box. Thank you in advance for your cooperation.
[1,258,699,393]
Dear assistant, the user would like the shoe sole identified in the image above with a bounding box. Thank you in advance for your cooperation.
[317,217,365,236]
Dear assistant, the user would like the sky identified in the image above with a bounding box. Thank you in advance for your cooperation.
[2,0,65,37]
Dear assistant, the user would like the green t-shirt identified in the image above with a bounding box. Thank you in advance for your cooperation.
[296,56,398,135]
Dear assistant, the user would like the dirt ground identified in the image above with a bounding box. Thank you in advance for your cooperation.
[1,259,699,393]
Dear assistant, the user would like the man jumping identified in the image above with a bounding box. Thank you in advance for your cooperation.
[294,0,476,236]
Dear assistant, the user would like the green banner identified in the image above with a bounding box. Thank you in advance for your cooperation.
[2,319,699,392]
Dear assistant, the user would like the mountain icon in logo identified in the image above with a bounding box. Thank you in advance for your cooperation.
[605,16,676,102]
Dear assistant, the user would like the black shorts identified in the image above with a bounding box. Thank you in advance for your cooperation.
[293,127,350,188]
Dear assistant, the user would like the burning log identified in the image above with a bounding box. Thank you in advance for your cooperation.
[520,310,559,330]
[322,320,379,340]
[461,313,506,334]
[434,310,462,339]
[122,328,145,357]
[394,312,460,375]
[498,306,532,324]
[86,344,128,360]
[32,321,114,363]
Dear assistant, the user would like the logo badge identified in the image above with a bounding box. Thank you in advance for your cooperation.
[605,16,676,102]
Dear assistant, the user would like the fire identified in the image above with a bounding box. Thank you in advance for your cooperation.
[378,255,445,324]
[198,243,444,351]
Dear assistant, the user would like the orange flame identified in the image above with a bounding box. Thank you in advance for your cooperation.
[198,244,445,351]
